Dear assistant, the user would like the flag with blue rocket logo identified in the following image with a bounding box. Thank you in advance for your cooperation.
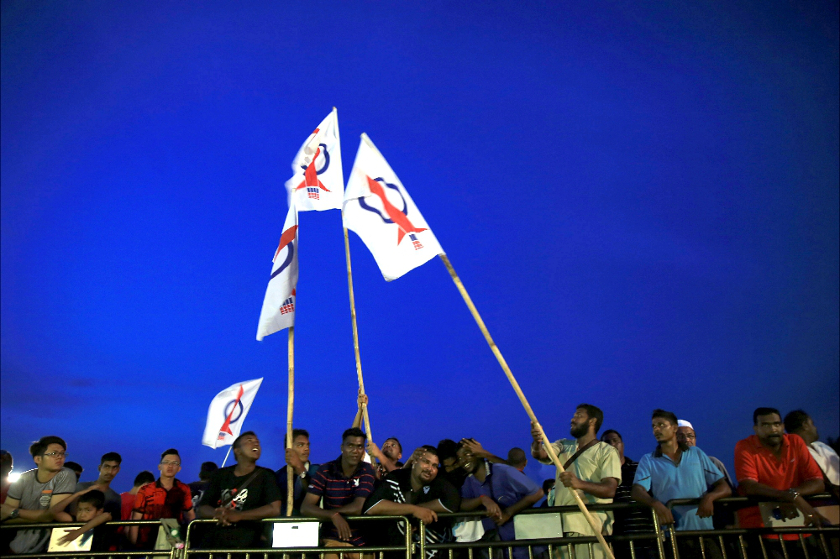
[256,202,299,340]
[343,133,444,281]
[285,108,344,212]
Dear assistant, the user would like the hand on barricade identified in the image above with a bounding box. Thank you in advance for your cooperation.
[796,498,828,527]
[651,501,674,525]
[411,506,438,524]
[697,494,715,518]
[479,495,502,522]
[58,528,86,545]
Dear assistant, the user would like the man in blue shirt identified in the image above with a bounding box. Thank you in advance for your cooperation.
[632,409,730,559]
[458,441,544,559]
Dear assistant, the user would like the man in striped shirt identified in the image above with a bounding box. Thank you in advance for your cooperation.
[302,427,376,559]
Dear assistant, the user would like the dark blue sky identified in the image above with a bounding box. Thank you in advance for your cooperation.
[2,1,837,492]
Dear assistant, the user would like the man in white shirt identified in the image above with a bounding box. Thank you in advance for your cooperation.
[784,410,839,495]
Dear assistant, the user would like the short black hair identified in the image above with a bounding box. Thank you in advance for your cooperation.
[784,410,810,433]
[284,429,310,447]
[1,450,13,466]
[542,478,555,492]
[199,462,218,481]
[100,452,122,465]
[160,449,180,462]
[437,439,458,462]
[133,471,155,487]
[233,431,257,450]
[418,445,439,460]
[384,437,403,453]
[652,409,679,426]
[600,429,622,441]
[30,436,67,457]
[753,407,781,425]
[78,489,105,510]
[507,447,527,466]
[342,427,366,442]
[65,462,83,473]
[577,404,604,433]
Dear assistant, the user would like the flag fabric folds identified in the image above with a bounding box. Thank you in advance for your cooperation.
[285,108,344,212]
[201,378,264,449]
[343,133,444,281]
[256,203,299,341]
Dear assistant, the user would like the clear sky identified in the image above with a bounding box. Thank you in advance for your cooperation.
[1,1,838,493]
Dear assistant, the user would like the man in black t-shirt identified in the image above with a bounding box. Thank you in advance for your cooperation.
[197,431,282,551]
[363,445,460,559]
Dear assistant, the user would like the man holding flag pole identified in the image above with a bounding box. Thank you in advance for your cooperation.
[342,133,616,559]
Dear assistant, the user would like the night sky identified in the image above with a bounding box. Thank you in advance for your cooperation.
[1,1,837,493]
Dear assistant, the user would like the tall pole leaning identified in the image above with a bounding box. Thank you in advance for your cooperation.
[286,327,295,516]
[343,222,375,445]
[438,253,615,559]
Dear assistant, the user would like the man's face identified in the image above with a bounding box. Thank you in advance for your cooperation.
[412,451,439,485]
[677,427,696,447]
[570,409,592,439]
[754,413,784,446]
[601,432,624,458]
[382,439,402,461]
[98,460,121,484]
[34,443,66,473]
[292,435,310,463]
[158,454,182,478]
[76,502,101,523]
[442,456,459,473]
[652,418,677,444]
[236,434,261,462]
[341,436,365,467]
[456,446,478,474]
[803,417,819,440]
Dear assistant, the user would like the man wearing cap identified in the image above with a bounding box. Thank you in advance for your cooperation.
[677,420,735,490]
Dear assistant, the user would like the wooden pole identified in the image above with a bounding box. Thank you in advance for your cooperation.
[286,326,295,516]
[438,253,615,559]
[343,221,375,446]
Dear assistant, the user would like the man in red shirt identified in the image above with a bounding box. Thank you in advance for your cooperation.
[734,407,828,559]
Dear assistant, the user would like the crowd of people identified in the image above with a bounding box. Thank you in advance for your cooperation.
[0,402,837,559]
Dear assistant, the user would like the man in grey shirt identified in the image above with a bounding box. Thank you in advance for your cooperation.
[0,436,77,554]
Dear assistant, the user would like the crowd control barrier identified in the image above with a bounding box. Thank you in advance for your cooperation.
[1,495,837,559]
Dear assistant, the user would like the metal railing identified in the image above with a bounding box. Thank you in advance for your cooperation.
[2,496,837,559]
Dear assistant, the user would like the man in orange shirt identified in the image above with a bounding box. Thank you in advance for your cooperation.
[734,407,828,559]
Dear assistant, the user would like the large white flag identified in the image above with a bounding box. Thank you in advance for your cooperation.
[343,133,444,281]
[202,378,264,449]
[285,108,344,212]
[256,203,299,341]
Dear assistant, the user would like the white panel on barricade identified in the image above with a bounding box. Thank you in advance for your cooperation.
[272,521,320,548]
[513,512,564,540]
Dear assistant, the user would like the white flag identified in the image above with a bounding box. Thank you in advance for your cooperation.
[343,133,444,281]
[201,378,263,449]
[256,203,298,341]
[285,108,344,212]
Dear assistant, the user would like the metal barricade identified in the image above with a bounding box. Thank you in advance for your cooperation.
[181,515,411,559]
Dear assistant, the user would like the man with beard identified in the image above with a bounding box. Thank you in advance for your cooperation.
[735,407,827,559]
[363,445,460,559]
[459,442,543,559]
[530,404,620,559]
[302,427,376,559]
[198,431,282,551]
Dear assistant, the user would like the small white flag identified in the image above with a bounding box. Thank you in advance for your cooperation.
[343,133,444,281]
[285,108,344,212]
[256,203,299,341]
[201,378,263,449]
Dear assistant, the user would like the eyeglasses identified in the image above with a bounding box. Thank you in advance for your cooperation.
[43,452,67,458]
[160,461,180,466]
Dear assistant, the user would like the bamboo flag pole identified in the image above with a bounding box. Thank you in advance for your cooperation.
[342,220,375,447]
[286,326,295,517]
[438,253,615,559]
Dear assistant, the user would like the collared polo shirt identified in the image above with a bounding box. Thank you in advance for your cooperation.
[633,445,722,531]
[734,434,823,531]
[538,439,621,536]
[308,456,376,545]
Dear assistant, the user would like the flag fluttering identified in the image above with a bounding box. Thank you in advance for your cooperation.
[201,378,264,449]
[343,133,444,281]
[256,203,299,341]
[285,108,344,212]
